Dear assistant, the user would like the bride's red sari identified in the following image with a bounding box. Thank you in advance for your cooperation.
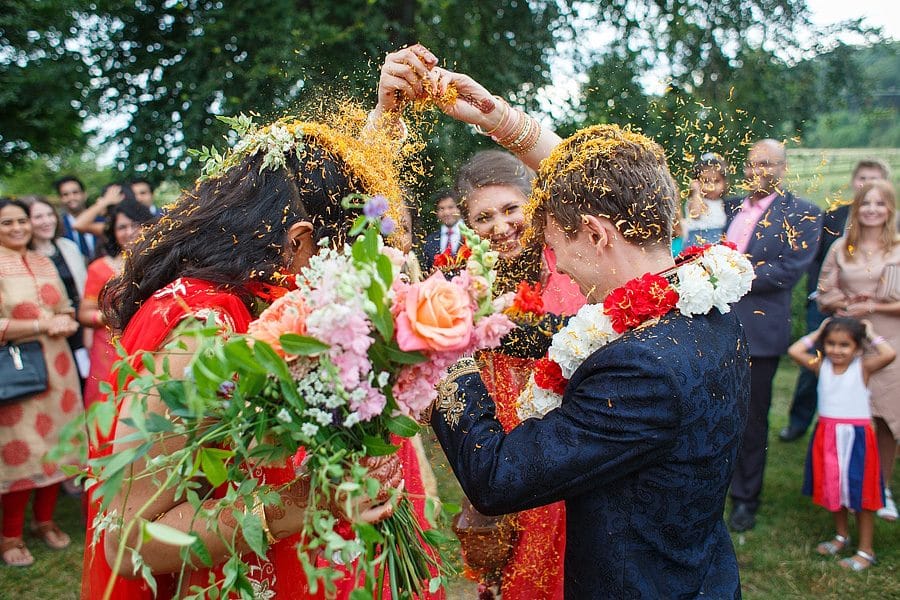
[81,278,440,599]
[474,247,584,600]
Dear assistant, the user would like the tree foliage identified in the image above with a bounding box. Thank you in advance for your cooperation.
[0,0,90,168]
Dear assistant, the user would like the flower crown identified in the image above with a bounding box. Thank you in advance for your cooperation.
[188,114,306,180]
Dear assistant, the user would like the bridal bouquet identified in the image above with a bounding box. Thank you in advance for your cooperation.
[69,195,515,600]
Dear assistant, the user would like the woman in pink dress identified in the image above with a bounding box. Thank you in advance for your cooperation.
[79,198,154,408]
[817,179,900,522]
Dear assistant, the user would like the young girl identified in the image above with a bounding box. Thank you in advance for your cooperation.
[683,152,729,245]
[787,317,896,571]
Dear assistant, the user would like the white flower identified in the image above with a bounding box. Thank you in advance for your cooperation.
[516,374,563,421]
[306,407,334,426]
[276,408,293,424]
[301,423,319,437]
[377,371,390,388]
[701,250,753,313]
[548,304,619,379]
[675,263,715,317]
[342,412,361,428]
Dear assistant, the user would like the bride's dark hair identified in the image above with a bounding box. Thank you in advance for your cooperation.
[102,143,362,332]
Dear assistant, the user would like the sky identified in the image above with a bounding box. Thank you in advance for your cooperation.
[806,0,898,40]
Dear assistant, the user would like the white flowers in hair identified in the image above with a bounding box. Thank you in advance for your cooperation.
[188,114,306,180]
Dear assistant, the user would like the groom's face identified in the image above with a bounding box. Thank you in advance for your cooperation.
[544,215,600,301]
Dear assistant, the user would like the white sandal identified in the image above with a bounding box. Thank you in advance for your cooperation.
[839,550,876,572]
[816,534,849,556]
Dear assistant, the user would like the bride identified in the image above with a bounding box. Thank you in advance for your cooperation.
[82,119,439,599]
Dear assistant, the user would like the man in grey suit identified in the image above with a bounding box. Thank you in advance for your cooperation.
[725,139,822,532]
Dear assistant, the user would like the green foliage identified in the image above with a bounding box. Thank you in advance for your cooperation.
[0,0,90,166]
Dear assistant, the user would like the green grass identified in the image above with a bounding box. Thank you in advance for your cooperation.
[4,363,895,598]
[784,148,900,209]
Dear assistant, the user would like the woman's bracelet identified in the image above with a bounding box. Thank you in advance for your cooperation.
[476,96,510,137]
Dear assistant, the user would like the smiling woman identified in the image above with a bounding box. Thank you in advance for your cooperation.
[0,198,83,568]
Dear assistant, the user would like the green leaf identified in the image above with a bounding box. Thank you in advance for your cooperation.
[422,528,454,546]
[353,522,384,545]
[141,352,157,375]
[279,333,329,356]
[143,521,197,547]
[384,414,419,438]
[382,343,427,365]
[223,339,265,373]
[199,447,230,487]
[190,537,214,567]
[362,435,398,456]
[376,253,394,288]
[93,399,117,438]
[252,340,291,381]
[429,577,442,594]
[146,412,175,433]
[349,589,374,600]
[240,508,268,559]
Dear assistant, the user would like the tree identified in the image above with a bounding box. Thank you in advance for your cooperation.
[0,0,90,169]
[78,0,568,183]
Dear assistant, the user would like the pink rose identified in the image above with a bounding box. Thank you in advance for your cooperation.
[395,272,473,352]
[248,291,310,357]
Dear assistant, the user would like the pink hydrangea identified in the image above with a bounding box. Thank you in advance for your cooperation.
[350,381,387,422]
[472,313,516,351]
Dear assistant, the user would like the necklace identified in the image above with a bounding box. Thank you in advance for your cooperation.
[516,242,755,420]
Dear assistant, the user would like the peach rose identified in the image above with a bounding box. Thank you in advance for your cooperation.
[248,291,309,357]
[395,272,473,352]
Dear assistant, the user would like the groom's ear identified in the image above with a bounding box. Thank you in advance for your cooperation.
[581,214,616,253]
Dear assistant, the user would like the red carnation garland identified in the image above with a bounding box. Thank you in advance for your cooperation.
[602,272,678,334]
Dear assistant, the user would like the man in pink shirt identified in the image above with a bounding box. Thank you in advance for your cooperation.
[725,139,822,532]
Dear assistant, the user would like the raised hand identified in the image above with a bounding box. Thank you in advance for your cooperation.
[376,44,439,113]
[431,67,499,128]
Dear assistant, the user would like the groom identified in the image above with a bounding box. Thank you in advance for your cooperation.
[430,125,750,598]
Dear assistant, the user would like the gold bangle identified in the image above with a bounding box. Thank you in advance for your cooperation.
[476,97,510,137]
[492,106,523,143]
[249,496,276,545]
[508,115,541,154]
[500,111,532,151]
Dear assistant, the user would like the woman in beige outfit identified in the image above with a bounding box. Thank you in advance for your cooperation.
[818,180,900,521]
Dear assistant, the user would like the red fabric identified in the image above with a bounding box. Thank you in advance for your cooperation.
[82,277,441,599]
[83,258,117,408]
[467,272,583,600]
[479,352,565,600]
[1,489,29,537]
[1,484,61,537]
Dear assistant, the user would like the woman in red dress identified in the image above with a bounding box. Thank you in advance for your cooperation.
[79,198,154,408]
[82,125,435,599]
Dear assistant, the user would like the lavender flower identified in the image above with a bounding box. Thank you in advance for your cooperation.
[363,194,389,218]
[380,216,396,236]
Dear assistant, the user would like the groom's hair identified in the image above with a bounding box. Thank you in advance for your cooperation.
[530,125,677,247]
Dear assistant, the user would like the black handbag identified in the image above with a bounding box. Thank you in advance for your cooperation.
[0,341,49,404]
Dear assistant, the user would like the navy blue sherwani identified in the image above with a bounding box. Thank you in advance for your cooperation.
[432,310,750,599]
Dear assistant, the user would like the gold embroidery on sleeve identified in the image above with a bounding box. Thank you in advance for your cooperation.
[435,357,480,430]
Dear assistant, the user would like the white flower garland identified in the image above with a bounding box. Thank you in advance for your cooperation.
[516,244,755,420]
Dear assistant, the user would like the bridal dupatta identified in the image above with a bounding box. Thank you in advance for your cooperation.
[81,277,441,599]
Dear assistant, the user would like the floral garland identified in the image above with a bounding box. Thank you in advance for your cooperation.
[516,242,754,420]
